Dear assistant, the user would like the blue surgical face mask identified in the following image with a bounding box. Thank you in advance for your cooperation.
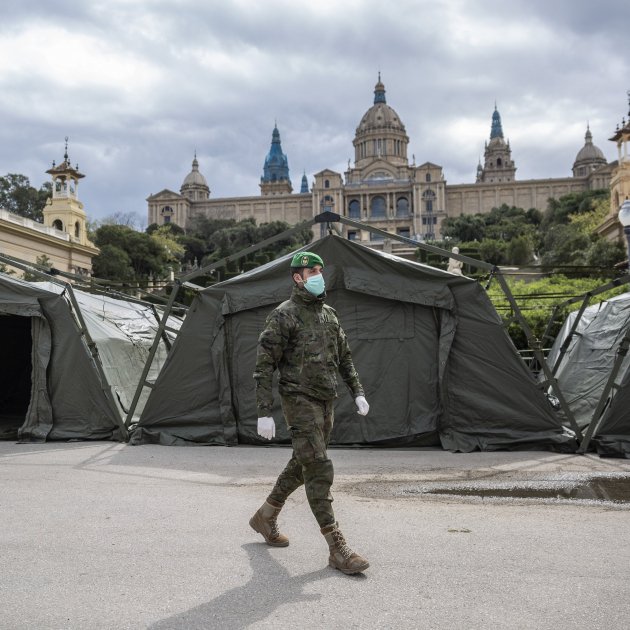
[303,273,325,296]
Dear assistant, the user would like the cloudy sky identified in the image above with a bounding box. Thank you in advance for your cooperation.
[1,0,629,226]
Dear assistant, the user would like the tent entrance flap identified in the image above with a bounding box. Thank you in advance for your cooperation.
[0,315,32,439]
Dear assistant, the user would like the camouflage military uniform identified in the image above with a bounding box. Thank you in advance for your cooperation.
[253,285,364,528]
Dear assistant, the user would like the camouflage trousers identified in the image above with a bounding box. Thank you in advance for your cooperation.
[268,393,335,528]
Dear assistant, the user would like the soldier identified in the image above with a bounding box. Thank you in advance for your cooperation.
[249,251,371,575]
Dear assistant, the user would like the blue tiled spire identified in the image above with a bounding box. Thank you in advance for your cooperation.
[490,106,504,139]
[300,171,308,193]
[261,125,290,183]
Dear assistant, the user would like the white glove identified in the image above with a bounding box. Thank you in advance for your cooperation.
[257,416,275,440]
[355,395,369,416]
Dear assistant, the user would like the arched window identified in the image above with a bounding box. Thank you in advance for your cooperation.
[425,173,431,183]
[348,199,361,219]
[52,219,63,231]
[497,158,502,167]
[396,197,409,217]
[74,222,80,238]
[370,196,386,218]
[324,179,330,189]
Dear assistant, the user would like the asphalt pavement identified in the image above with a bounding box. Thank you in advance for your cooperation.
[1,442,629,630]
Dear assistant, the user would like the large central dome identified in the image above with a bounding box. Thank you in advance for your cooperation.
[356,78,406,135]
[353,76,409,169]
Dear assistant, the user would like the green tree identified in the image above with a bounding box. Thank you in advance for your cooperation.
[483,204,537,243]
[541,189,609,230]
[540,224,590,268]
[0,174,51,222]
[187,216,237,241]
[149,226,185,263]
[478,239,507,265]
[507,235,533,265]
[92,224,171,280]
[539,192,623,274]
[585,238,626,269]
[441,214,486,242]
[91,244,135,281]
[146,222,185,236]
[178,235,207,265]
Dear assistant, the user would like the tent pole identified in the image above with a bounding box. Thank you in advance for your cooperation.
[540,303,564,355]
[63,283,130,441]
[124,280,182,429]
[578,332,630,453]
[149,304,174,351]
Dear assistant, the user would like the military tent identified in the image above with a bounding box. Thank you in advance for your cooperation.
[0,274,180,441]
[131,235,574,452]
[546,292,630,457]
[593,367,630,458]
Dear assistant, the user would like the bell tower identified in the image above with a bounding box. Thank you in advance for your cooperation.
[260,125,293,195]
[43,138,92,246]
[478,106,516,183]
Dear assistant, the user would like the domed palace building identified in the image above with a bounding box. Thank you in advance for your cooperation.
[147,77,616,253]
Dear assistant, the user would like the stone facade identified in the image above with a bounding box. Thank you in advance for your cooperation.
[147,77,616,254]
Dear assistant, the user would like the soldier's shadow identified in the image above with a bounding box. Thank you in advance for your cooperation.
[149,542,363,629]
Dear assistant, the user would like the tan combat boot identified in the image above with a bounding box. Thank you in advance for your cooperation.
[249,498,289,547]
[321,522,369,574]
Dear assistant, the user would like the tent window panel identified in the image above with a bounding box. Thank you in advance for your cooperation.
[354,298,414,340]
[332,299,442,443]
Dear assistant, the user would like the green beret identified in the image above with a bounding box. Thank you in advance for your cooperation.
[290,251,324,269]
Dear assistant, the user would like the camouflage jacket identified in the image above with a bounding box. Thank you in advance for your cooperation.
[253,285,364,416]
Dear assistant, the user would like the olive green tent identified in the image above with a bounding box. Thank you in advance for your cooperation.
[131,235,574,452]
[0,274,180,442]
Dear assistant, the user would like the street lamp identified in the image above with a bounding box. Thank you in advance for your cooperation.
[619,198,630,264]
